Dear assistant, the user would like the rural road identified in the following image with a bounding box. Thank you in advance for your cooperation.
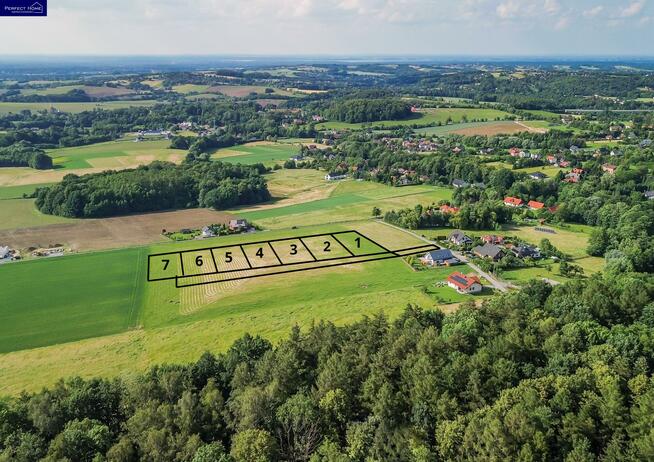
[377,220,511,293]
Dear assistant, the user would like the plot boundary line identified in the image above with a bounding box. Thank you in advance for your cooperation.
[147,230,439,286]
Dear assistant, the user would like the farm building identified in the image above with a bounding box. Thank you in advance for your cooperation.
[229,219,249,231]
[325,172,348,181]
[473,243,504,261]
[504,196,524,207]
[448,230,472,246]
[446,272,483,294]
[420,249,459,267]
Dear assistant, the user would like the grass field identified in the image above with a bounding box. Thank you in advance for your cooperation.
[47,139,178,170]
[0,183,53,199]
[0,199,77,230]
[0,100,158,115]
[231,179,453,229]
[316,108,514,130]
[212,142,299,166]
[0,220,477,394]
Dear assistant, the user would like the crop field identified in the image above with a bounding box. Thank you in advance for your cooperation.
[20,85,135,98]
[0,220,475,394]
[414,121,527,136]
[0,248,145,354]
[212,141,299,166]
[0,100,158,115]
[231,179,453,229]
[316,108,514,130]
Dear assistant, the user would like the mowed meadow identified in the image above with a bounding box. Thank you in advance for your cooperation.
[0,220,472,394]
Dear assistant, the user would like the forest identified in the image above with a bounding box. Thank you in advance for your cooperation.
[0,142,52,169]
[34,161,270,218]
[1,275,654,461]
[324,98,412,123]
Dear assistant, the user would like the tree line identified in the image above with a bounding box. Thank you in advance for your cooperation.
[0,142,52,169]
[34,161,270,218]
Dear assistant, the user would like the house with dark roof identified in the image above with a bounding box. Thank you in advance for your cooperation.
[420,249,459,267]
[511,245,541,259]
[452,179,469,188]
[529,172,547,180]
[645,191,654,200]
[448,230,472,246]
[473,243,504,261]
[446,272,483,294]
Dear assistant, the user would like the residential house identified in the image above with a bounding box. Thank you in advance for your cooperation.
[504,196,524,207]
[482,235,504,245]
[229,219,249,232]
[528,200,545,210]
[452,179,469,188]
[640,139,652,148]
[440,204,460,214]
[546,155,558,165]
[559,160,571,168]
[420,249,460,267]
[602,164,617,174]
[645,191,654,200]
[529,172,547,180]
[448,230,472,246]
[325,172,348,181]
[509,147,522,157]
[610,149,623,157]
[452,146,462,154]
[0,246,10,260]
[201,226,215,238]
[446,272,483,294]
[473,243,504,261]
[511,245,541,259]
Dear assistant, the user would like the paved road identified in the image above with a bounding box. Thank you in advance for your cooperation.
[377,220,511,293]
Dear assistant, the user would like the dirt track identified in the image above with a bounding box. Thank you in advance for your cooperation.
[0,209,235,251]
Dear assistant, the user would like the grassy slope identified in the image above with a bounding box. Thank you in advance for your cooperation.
[0,220,476,394]
[0,101,157,115]
[0,199,77,230]
[0,183,54,199]
[47,139,175,169]
[316,108,513,130]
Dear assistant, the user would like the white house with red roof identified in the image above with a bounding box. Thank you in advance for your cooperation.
[528,200,545,210]
[446,272,483,294]
[504,196,524,207]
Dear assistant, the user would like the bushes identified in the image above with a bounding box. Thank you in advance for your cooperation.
[35,161,270,218]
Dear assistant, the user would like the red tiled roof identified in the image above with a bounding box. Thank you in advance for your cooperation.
[440,205,460,214]
[528,200,545,209]
[504,197,523,206]
[447,272,481,290]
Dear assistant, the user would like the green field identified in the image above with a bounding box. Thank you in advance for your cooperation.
[316,108,513,130]
[0,220,477,393]
[0,199,77,230]
[414,120,518,135]
[523,110,561,119]
[0,100,158,115]
[0,248,144,353]
[212,142,299,166]
[47,138,176,169]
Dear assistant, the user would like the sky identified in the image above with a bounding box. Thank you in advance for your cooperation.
[0,0,653,56]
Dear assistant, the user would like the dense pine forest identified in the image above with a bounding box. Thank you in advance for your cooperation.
[1,274,653,461]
